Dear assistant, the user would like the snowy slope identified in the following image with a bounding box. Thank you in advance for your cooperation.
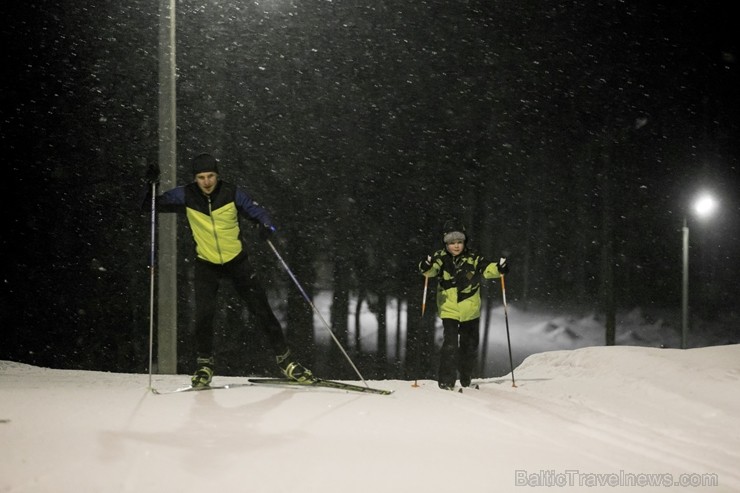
[1,344,739,493]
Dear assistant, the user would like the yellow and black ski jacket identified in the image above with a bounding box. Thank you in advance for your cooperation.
[158,180,273,265]
[419,248,503,322]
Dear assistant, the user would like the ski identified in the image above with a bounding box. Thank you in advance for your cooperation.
[151,383,253,395]
[152,379,393,395]
[248,377,394,395]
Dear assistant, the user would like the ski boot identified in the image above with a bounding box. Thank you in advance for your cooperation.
[191,356,214,388]
[460,377,479,390]
[276,349,315,383]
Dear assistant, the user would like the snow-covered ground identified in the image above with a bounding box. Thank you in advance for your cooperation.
[2,337,739,492]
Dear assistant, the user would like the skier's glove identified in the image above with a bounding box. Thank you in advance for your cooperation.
[259,223,276,241]
[497,257,509,274]
[146,162,160,183]
[420,255,435,272]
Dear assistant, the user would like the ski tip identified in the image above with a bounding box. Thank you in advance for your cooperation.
[373,388,395,395]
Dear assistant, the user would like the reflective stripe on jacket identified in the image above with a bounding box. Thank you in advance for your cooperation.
[419,248,502,322]
[158,180,272,264]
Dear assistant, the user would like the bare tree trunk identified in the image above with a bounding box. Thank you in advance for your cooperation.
[330,256,351,378]
[404,275,425,379]
[395,296,403,365]
[600,148,616,346]
[574,146,595,305]
[354,290,364,353]
[285,232,316,368]
[520,157,540,308]
[376,293,388,376]
[479,283,494,376]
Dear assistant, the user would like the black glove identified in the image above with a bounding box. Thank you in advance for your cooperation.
[259,223,276,241]
[420,254,435,271]
[146,161,160,183]
[497,257,509,274]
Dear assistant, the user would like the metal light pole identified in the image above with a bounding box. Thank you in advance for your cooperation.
[157,0,178,373]
[681,218,689,349]
[681,193,718,349]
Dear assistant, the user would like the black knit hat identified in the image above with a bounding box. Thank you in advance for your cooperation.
[442,219,467,244]
[192,153,219,175]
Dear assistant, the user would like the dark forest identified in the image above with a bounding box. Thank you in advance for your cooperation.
[4,0,739,378]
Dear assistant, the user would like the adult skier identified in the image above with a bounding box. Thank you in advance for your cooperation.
[151,153,313,387]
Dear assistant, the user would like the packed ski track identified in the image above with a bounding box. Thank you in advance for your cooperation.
[2,343,739,493]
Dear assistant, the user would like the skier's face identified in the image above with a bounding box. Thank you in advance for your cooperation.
[446,240,464,257]
[195,172,218,195]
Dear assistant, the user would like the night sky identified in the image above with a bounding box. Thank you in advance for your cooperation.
[4,1,739,375]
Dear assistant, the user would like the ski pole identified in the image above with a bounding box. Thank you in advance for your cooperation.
[147,180,157,391]
[265,239,369,387]
[500,275,517,388]
[421,275,429,317]
[413,275,430,388]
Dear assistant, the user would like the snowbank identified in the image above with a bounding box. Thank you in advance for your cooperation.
[2,344,739,492]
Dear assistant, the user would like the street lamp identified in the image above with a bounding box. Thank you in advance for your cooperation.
[681,192,718,349]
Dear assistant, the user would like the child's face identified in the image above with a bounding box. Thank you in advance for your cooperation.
[446,240,464,257]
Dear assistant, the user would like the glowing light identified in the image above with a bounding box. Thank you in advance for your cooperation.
[693,193,718,219]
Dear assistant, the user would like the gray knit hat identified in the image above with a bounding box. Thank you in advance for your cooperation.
[443,230,466,244]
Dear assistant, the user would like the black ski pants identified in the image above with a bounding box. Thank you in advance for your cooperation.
[193,253,288,363]
[438,317,480,387]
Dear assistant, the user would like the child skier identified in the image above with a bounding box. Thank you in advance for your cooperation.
[418,221,509,390]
